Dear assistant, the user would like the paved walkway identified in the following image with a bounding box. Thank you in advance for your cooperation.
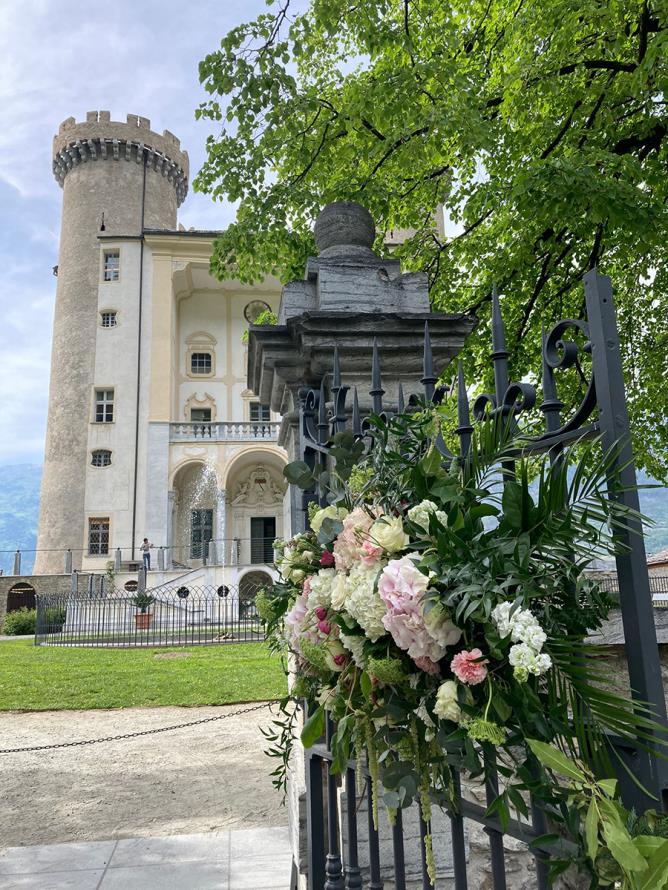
[0,827,292,889]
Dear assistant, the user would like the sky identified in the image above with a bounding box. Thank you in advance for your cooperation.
[0,0,274,466]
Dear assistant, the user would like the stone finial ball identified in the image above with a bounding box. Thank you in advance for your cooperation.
[314,202,376,255]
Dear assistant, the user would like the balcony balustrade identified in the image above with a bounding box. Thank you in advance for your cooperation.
[169,421,280,442]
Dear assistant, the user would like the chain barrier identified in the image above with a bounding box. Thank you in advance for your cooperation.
[0,700,276,754]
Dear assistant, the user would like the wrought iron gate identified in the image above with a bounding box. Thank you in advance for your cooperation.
[295,270,668,889]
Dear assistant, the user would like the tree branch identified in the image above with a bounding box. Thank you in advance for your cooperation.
[541,100,583,159]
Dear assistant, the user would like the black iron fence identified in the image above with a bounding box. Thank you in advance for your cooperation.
[35,583,268,648]
[293,271,668,888]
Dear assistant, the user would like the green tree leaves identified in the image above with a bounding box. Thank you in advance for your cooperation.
[196,0,668,477]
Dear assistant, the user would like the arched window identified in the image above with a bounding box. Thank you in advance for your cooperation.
[91,449,112,467]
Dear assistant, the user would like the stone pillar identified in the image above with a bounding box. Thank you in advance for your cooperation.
[12,551,21,576]
[64,549,72,574]
[247,201,476,890]
[114,548,122,572]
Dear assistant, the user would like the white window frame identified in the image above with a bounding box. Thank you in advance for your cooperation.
[100,311,118,328]
[93,388,114,423]
[103,250,120,282]
[190,351,213,376]
[88,517,110,556]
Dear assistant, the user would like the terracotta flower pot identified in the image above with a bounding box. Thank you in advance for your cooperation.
[135,612,152,630]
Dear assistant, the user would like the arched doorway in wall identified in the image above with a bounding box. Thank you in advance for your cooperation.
[238,570,272,619]
[224,452,286,568]
[171,460,219,565]
[7,583,36,613]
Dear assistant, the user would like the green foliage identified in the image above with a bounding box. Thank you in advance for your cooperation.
[240,308,278,343]
[2,608,35,636]
[197,0,668,478]
[131,593,155,613]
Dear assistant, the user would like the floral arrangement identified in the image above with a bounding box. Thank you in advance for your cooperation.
[259,409,664,885]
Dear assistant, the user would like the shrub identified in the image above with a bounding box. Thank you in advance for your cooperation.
[43,607,67,632]
[3,608,36,636]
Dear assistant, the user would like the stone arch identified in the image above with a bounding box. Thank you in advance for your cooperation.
[7,582,36,613]
[170,459,219,564]
[218,445,287,489]
[238,569,273,619]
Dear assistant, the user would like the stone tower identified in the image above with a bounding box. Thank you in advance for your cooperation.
[34,112,189,574]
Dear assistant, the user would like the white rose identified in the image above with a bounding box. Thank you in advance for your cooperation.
[311,505,348,535]
[434,680,461,723]
[423,601,462,648]
[330,573,349,611]
[370,515,410,553]
[291,569,305,582]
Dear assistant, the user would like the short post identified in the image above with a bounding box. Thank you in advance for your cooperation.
[158,546,165,571]
[203,540,208,566]
[114,547,122,572]
[87,574,94,597]
[13,550,21,576]
[64,549,72,574]
[208,540,217,565]
[70,570,78,594]
[137,565,146,594]
[99,575,105,596]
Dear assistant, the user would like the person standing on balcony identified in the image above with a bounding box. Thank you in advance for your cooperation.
[140,538,153,571]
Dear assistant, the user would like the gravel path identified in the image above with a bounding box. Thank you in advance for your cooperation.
[0,703,287,848]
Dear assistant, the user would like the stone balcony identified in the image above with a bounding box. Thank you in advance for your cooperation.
[169,421,281,443]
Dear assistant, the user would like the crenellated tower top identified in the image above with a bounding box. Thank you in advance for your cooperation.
[52,111,189,206]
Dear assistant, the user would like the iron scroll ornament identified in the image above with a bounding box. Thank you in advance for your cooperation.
[298,288,599,463]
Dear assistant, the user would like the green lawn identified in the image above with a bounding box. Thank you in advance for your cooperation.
[0,640,287,711]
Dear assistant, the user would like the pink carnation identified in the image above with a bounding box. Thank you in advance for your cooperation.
[413,655,441,676]
[450,649,488,686]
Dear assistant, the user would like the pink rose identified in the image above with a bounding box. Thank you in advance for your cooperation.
[320,551,335,567]
[302,577,312,597]
[413,655,441,676]
[450,649,488,686]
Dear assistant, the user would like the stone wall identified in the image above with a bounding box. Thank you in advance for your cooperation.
[0,575,75,628]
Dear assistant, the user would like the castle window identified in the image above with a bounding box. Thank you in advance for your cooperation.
[190,408,212,423]
[250,402,271,423]
[103,251,120,281]
[100,311,117,328]
[94,389,114,423]
[190,352,212,375]
[91,449,112,467]
[88,518,110,555]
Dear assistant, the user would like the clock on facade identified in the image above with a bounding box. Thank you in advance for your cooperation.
[243,299,272,323]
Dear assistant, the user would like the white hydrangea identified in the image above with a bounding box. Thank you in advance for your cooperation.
[345,565,387,641]
[407,499,448,532]
[340,632,366,668]
[492,602,551,682]
[508,643,552,680]
[308,568,337,608]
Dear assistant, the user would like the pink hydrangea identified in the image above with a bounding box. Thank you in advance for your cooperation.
[383,611,447,662]
[413,655,441,676]
[284,593,310,654]
[333,507,376,571]
[450,649,488,686]
[378,555,429,612]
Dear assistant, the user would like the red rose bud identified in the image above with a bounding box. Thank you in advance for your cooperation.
[315,607,328,621]
[318,620,331,635]
[320,551,335,566]
[333,654,346,666]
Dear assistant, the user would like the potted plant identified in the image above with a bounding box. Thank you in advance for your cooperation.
[132,592,155,629]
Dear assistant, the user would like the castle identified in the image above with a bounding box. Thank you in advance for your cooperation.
[34,111,288,594]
